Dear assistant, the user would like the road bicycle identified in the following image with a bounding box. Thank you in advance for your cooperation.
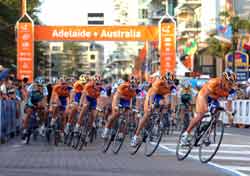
[23,110,40,144]
[129,104,170,157]
[176,106,234,163]
[102,105,130,154]
[72,106,95,151]
[45,105,64,146]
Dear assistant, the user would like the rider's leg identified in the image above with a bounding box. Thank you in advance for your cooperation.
[181,94,207,145]
[102,94,120,138]
[134,93,153,137]
[22,106,33,139]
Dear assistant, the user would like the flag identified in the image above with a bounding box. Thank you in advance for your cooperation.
[139,44,147,61]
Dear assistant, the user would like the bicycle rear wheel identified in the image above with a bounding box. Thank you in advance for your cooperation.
[144,121,163,157]
[199,120,224,163]
[111,119,126,154]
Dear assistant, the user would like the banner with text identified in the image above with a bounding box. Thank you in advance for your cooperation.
[160,22,176,74]
[225,51,249,81]
[17,22,34,82]
[34,26,158,41]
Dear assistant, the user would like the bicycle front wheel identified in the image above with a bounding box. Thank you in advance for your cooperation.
[111,120,126,154]
[199,120,224,163]
[176,132,193,161]
[144,122,163,157]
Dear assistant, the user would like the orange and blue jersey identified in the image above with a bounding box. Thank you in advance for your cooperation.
[53,83,70,110]
[84,81,103,110]
[73,81,85,103]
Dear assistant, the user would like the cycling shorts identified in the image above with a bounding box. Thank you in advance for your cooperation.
[119,98,130,109]
[86,96,97,110]
[153,94,164,107]
[207,96,220,113]
[74,92,82,103]
[59,96,67,111]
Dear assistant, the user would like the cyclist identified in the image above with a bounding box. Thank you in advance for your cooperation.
[74,75,103,134]
[130,72,177,147]
[181,69,237,145]
[177,80,194,127]
[21,81,47,141]
[50,78,71,128]
[64,74,88,135]
[102,75,138,139]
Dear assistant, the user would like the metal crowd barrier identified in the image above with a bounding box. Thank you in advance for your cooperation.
[0,100,20,142]
[220,100,250,125]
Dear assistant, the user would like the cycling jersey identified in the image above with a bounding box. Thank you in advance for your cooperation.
[151,79,176,96]
[117,82,137,100]
[73,81,84,93]
[200,78,235,100]
[52,83,70,109]
[84,81,102,99]
[27,83,48,97]
[27,90,44,107]
[72,81,85,103]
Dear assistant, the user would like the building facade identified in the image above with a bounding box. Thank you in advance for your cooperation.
[46,42,104,78]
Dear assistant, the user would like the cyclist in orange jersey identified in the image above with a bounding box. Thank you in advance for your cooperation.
[130,72,177,147]
[64,74,89,135]
[180,69,237,145]
[102,75,138,139]
[74,75,103,133]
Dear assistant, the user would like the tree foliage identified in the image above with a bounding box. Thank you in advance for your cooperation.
[205,11,250,58]
[0,0,41,67]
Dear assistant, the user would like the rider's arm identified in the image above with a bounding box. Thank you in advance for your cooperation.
[70,90,76,104]
[170,87,177,113]
[113,92,121,110]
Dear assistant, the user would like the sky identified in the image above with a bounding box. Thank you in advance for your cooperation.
[38,0,116,58]
[38,0,114,25]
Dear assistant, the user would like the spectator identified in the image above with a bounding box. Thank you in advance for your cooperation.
[246,78,250,98]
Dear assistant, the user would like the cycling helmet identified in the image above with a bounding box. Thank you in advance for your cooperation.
[182,80,191,89]
[79,74,87,84]
[161,72,175,81]
[222,69,237,82]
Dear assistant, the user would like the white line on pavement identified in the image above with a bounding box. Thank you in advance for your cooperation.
[160,143,250,148]
[222,166,250,172]
[158,144,249,176]
[174,149,250,155]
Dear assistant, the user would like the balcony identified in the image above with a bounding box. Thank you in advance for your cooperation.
[148,8,165,19]
[178,21,201,33]
[175,0,201,16]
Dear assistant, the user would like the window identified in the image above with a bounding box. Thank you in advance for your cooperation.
[90,63,96,68]
[90,55,95,60]
[139,9,148,19]
[52,46,60,51]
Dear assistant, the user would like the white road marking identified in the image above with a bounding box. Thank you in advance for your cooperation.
[159,144,249,176]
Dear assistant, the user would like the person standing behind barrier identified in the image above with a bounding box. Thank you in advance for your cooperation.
[246,78,250,99]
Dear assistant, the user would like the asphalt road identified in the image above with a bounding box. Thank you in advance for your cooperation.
[161,127,250,176]
[0,129,245,176]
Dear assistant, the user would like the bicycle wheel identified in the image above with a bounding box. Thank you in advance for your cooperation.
[72,132,81,149]
[25,130,31,145]
[54,130,60,146]
[129,129,145,155]
[45,128,51,144]
[67,131,74,146]
[144,120,163,157]
[102,130,115,153]
[199,120,224,163]
[176,131,193,160]
[111,119,126,154]
[182,112,190,133]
